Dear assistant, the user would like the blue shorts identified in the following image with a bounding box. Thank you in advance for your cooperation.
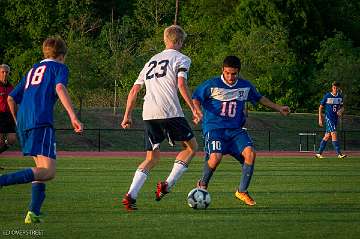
[18,127,56,159]
[325,117,337,133]
[204,128,254,163]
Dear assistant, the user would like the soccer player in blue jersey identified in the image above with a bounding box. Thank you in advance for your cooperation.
[192,55,290,206]
[1,37,83,223]
[315,81,346,159]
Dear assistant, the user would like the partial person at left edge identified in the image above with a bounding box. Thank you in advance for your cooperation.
[1,37,83,224]
[0,64,17,163]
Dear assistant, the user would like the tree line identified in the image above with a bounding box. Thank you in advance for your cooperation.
[1,0,359,113]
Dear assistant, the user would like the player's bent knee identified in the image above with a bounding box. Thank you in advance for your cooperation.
[186,137,198,153]
[34,168,56,181]
[188,146,197,156]
[323,133,331,140]
[45,173,56,181]
[242,147,256,165]
[142,156,160,170]
[43,168,56,181]
[209,160,221,169]
[208,153,222,169]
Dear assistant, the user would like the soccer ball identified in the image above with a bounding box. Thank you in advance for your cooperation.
[187,188,211,209]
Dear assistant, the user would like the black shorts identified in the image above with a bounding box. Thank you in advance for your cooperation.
[143,117,194,151]
[0,112,16,133]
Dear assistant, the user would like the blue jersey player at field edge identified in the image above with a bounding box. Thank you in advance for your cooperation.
[315,81,346,159]
[2,37,83,223]
[192,56,290,206]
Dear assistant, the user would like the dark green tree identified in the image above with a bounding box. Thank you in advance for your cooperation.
[314,32,360,113]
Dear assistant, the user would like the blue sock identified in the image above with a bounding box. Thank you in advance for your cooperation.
[201,161,214,186]
[239,163,254,192]
[0,168,34,186]
[332,141,341,155]
[29,183,46,216]
[317,140,327,154]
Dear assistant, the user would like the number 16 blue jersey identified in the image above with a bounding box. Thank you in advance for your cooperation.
[192,75,262,134]
[320,92,343,126]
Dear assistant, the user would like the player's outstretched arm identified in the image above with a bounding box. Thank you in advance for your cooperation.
[56,83,83,133]
[259,96,290,116]
[192,99,203,125]
[337,106,344,116]
[121,84,141,129]
[318,105,324,127]
[7,95,18,124]
[178,77,202,124]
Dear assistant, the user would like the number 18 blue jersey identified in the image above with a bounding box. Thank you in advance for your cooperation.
[9,59,69,131]
[192,75,262,134]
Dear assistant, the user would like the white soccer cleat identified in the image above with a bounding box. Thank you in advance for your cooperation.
[315,153,324,159]
[337,154,347,159]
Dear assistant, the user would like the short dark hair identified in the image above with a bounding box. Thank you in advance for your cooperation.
[223,56,241,70]
[332,81,340,87]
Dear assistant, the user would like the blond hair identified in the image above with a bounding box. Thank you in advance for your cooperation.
[42,37,67,59]
[164,25,187,46]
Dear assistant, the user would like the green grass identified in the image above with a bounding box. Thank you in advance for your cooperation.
[1,156,360,239]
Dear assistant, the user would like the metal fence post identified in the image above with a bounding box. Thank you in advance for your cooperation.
[98,129,101,152]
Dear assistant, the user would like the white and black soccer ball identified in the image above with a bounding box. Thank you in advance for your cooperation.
[187,188,211,209]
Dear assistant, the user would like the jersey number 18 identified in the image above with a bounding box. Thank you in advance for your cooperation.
[25,65,47,89]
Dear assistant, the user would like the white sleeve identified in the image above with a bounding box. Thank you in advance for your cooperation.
[177,56,191,80]
[134,65,146,86]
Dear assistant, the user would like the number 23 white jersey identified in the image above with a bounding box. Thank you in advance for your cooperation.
[135,49,191,120]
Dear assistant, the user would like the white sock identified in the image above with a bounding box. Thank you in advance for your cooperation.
[128,169,148,199]
[166,161,188,190]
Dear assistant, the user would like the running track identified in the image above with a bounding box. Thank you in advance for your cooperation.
[2,151,360,158]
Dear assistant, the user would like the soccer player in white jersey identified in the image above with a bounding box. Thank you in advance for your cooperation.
[192,56,290,206]
[120,25,201,210]
[315,81,346,159]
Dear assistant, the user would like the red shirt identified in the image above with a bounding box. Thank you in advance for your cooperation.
[0,82,14,113]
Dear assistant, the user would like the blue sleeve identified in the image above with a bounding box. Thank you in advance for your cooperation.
[55,65,69,87]
[9,77,26,104]
[192,81,209,103]
[247,82,262,105]
[320,94,327,106]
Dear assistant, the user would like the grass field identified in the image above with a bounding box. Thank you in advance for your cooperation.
[1,155,360,239]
